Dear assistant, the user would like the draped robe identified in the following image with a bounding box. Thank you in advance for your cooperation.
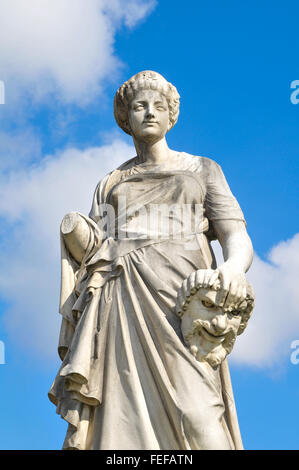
[49,152,245,450]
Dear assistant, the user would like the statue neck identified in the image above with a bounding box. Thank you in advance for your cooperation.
[134,137,172,165]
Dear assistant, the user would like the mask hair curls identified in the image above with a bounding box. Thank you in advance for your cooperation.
[113,70,180,135]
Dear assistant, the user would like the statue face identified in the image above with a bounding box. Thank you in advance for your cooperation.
[128,89,170,143]
[181,289,242,367]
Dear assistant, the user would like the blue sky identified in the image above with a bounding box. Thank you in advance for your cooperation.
[0,0,298,450]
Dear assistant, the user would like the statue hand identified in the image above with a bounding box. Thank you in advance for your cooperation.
[180,266,246,311]
[217,262,247,311]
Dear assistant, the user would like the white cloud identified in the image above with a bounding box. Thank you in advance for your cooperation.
[0,0,156,105]
[212,236,299,368]
[104,0,157,28]
[0,138,134,359]
[0,129,41,172]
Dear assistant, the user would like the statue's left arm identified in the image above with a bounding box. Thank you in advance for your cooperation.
[193,157,254,310]
[212,218,253,309]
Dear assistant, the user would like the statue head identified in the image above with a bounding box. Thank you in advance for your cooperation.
[176,277,254,368]
[113,71,180,140]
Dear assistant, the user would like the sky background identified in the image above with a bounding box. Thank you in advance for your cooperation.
[0,0,298,450]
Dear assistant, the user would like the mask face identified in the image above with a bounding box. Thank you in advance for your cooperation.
[180,289,242,368]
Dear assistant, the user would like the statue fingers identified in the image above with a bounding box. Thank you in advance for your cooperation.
[217,270,230,307]
[224,279,239,310]
[207,269,219,288]
[235,284,247,309]
[201,269,214,288]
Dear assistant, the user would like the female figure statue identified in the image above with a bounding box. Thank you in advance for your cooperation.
[49,71,254,450]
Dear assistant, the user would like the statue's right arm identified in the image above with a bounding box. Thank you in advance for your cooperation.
[61,212,94,264]
[62,175,110,263]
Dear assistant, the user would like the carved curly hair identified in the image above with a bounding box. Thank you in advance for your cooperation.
[113,70,180,135]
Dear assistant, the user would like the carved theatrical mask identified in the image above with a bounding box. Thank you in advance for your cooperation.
[176,280,254,368]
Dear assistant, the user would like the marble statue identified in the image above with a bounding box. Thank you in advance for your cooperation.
[49,71,254,450]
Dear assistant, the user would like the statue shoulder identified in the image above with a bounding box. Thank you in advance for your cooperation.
[179,152,221,174]
[91,156,137,201]
[116,156,137,171]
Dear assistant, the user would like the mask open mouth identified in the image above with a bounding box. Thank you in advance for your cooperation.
[201,327,226,344]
